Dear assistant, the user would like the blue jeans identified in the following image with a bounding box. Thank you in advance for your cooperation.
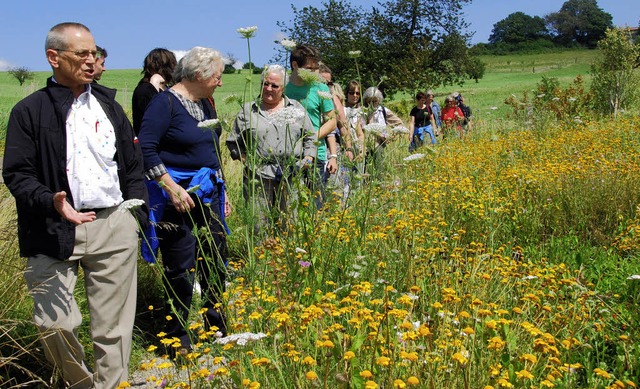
[409,125,436,152]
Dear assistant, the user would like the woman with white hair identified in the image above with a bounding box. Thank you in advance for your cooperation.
[227,64,316,234]
[362,86,404,173]
[139,47,230,351]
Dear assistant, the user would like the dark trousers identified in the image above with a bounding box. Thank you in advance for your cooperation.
[158,190,228,349]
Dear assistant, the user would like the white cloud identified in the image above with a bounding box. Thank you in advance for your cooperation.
[172,50,188,63]
[0,58,14,71]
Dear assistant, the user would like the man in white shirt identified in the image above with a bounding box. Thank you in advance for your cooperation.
[2,22,147,389]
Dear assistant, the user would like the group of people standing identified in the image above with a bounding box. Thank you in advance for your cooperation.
[2,21,473,388]
[3,22,230,388]
[408,90,473,151]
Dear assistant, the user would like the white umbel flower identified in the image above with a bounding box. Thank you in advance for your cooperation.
[267,106,306,126]
[117,199,145,213]
[403,153,425,162]
[237,26,258,38]
[197,119,220,129]
[280,38,297,51]
[216,332,267,346]
[390,126,410,134]
[363,123,387,134]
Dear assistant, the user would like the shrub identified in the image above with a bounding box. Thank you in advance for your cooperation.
[504,74,593,132]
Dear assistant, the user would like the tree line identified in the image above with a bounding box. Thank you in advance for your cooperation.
[475,0,626,54]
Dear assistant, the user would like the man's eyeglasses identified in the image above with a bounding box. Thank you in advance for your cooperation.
[263,82,281,90]
[54,49,99,60]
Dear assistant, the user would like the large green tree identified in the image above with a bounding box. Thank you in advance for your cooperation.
[276,0,477,96]
[489,12,550,45]
[546,0,613,48]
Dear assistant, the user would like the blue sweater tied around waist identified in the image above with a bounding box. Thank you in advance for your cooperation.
[141,166,230,263]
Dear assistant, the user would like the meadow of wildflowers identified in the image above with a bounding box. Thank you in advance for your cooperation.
[133,113,640,389]
[1,31,639,388]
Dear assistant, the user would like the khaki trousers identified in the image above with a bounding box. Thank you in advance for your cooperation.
[24,207,138,389]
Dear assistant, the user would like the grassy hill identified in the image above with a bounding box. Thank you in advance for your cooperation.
[0,49,598,131]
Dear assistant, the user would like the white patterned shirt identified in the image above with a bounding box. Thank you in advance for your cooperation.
[65,84,123,210]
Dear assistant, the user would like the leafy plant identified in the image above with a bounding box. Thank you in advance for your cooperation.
[590,27,640,118]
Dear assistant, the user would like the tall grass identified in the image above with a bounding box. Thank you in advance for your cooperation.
[133,114,640,388]
[1,50,639,387]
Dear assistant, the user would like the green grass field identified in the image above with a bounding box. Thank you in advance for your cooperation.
[0,49,598,126]
[3,49,640,388]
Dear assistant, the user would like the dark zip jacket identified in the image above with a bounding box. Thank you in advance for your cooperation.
[2,77,148,259]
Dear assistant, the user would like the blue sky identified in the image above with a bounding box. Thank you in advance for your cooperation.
[0,0,636,71]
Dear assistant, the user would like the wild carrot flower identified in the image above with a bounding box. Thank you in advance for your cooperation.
[117,199,145,213]
[197,119,220,129]
[237,26,258,38]
[348,50,362,58]
[296,68,324,84]
[267,106,306,125]
[363,123,387,134]
[280,38,297,51]
[390,126,410,134]
[216,332,267,346]
[317,90,333,100]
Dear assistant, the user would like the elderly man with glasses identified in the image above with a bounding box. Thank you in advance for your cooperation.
[2,22,147,388]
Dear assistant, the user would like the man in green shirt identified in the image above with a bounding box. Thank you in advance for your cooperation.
[285,44,337,207]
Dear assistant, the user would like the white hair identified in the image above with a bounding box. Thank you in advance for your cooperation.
[363,86,384,107]
[261,64,288,85]
[173,46,224,82]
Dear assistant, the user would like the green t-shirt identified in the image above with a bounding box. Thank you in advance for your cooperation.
[285,81,334,161]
